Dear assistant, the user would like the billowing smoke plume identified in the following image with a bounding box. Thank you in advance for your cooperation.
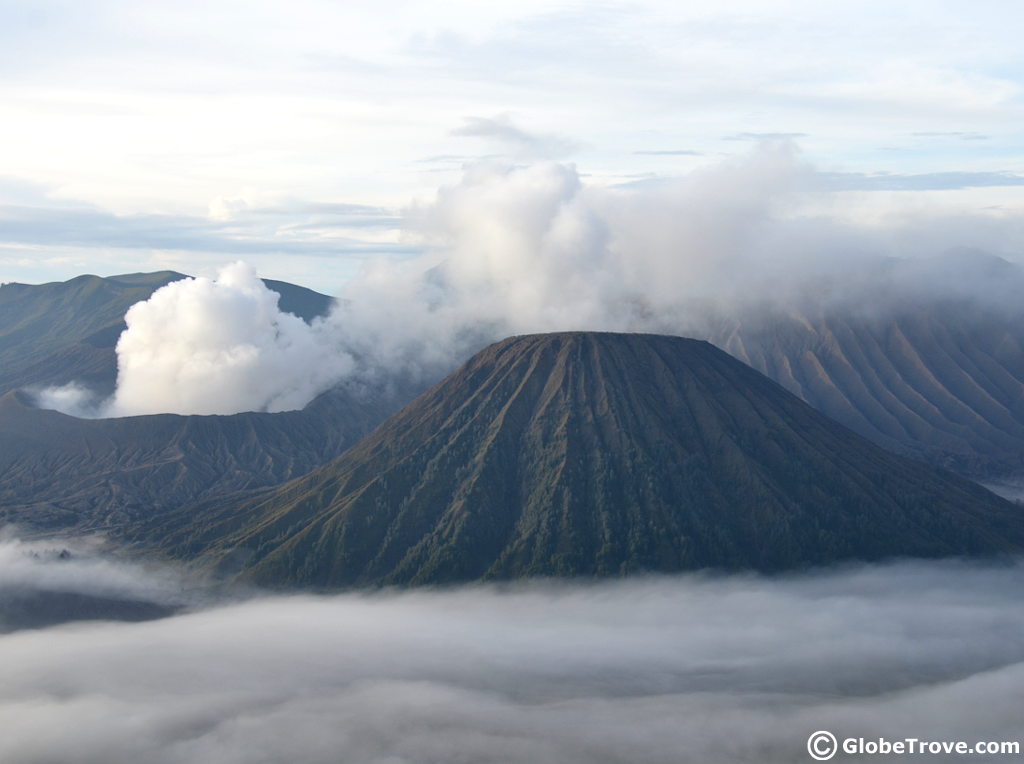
[1,555,1023,762]
[319,148,827,388]
[37,143,1024,417]
[108,262,353,416]
[326,143,1024,391]
[40,262,355,417]
[32,382,101,419]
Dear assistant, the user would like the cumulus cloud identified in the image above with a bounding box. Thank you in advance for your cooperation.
[0,557,1023,762]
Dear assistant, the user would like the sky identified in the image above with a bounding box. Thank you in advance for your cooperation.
[2,0,1023,292]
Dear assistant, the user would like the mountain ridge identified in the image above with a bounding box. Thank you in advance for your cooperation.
[132,331,1024,588]
[0,385,399,537]
[711,302,1024,478]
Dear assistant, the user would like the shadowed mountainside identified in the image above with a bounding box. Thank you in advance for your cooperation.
[699,255,1024,481]
[0,386,398,537]
[712,303,1024,480]
[133,332,1024,588]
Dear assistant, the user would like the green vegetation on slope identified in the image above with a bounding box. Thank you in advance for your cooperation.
[137,332,1024,588]
[0,387,399,538]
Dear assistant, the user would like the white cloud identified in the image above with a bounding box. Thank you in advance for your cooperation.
[0,535,191,617]
[29,144,1024,417]
[319,144,1024,390]
[2,0,1023,238]
[452,114,581,159]
[30,381,98,418]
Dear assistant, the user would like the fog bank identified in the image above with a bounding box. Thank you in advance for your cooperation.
[0,536,197,632]
[1,555,1023,762]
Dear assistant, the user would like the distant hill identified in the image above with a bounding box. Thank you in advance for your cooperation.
[0,271,334,396]
[136,332,1024,587]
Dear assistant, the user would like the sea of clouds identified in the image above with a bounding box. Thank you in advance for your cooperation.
[1,539,1022,763]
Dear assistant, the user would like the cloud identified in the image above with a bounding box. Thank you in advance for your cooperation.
[0,180,408,259]
[0,557,1023,762]
[632,149,702,156]
[208,197,395,226]
[413,155,476,165]
[107,262,355,416]
[39,262,355,417]
[821,170,1024,191]
[30,381,99,418]
[724,132,808,141]
[317,142,1024,391]
[912,131,989,140]
[37,144,1024,417]
[4,1,1023,274]
[452,114,581,160]
[0,535,186,604]
[0,535,194,632]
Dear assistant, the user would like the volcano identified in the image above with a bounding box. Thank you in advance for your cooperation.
[145,332,1024,586]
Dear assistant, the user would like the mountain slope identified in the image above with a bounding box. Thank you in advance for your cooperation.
[0,271,334,396]
[0,271,410,540]
[0,386,398,537]
[0,271,185,395]
[140,332,1024,587]
[703,256,1024,480]
[6,264,1021,483]
[712,304,1024,480]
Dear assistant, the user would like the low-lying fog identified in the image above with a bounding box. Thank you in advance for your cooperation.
[1,538,1022,763]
